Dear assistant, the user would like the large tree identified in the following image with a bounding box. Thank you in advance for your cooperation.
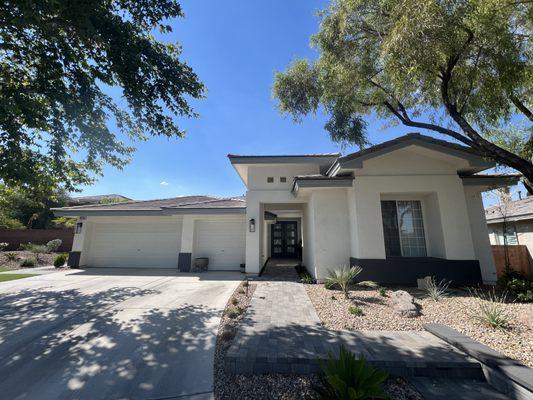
[0,0,204,191]
[273,0,533,191]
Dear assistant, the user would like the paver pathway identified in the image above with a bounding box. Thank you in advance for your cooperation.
[227,269,510,398]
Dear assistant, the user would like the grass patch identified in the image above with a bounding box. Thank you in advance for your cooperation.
[0,267,13,272]
[0,274,37,282]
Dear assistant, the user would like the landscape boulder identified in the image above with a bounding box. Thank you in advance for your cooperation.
[390,290,420,318]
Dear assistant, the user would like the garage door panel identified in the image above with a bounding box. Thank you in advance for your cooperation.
[87,221,181,268]
[195,219,245,271]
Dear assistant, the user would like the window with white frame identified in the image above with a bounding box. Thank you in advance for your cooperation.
[380,200,427,257]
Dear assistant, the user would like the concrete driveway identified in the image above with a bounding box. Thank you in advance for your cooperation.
[0,268,241,400]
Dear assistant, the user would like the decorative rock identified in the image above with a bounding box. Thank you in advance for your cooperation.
[390,290,420,318]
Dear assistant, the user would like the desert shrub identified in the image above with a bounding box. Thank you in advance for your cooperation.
[5,252,17,261]
[54,254,67,268]
[468,288,511,330]
[424,277,451,302]
[226,306,242,319]
[314,346,388,400]
[19,242,47,253]
[20,257,36,267]
[378,287,387,297]
[231,297,239,306]
[221,326,236,341]
[0,242,8,251]
[325,266,362,299]
[325,280,337,290]
[46,239,62,253]
[349,306,364,316]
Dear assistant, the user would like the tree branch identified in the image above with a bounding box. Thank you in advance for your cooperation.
[510,94,533,121]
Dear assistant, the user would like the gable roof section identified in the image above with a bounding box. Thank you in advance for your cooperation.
[485,196,533,223]
[52,196,246,217]
[328,133,494,176]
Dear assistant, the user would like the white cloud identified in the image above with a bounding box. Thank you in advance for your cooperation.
[160,181,169,186]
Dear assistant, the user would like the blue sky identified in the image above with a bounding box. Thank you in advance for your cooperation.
[78,0,521,206]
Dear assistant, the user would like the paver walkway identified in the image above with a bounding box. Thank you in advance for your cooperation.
[227,268,511,398]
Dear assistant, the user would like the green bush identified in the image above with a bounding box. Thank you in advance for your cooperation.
[325,266,363,299]
[378,287,387,297]
[498,270,533,303]
[468,287,511,330]
[5,252,17,261]
[300,272,315,284]
[20,257,36,267]
[46,239,62,253]
[349,306,364,317]
[357,281,379,288]
[230,297,239,306]
[314,346,388,400]
[54,254,67,268]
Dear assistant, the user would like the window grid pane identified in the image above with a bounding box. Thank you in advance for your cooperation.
[397,200,427,257]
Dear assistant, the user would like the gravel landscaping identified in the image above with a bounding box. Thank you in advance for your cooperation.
[0,251,66,269]
[214,281,423,399]
[306,284,533,367]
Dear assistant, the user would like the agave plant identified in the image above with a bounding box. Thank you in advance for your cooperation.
[325,266,362,299]
[314,346,388,400]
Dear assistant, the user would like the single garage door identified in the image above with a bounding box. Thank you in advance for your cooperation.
[195,219,245,270]
[86,220,181,268]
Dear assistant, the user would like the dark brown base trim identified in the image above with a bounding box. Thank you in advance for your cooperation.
[350,257,482,286]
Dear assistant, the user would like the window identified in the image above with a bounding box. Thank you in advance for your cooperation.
[280,177,287,183]
[496,224,518,245]
[267,177,274,183]
[381,200,427,257]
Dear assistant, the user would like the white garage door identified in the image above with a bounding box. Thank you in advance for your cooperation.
[195,219,245,270]
[87,220,181,268]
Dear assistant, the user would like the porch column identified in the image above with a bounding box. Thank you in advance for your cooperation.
[178,215,195,271]
[245,193,262,275]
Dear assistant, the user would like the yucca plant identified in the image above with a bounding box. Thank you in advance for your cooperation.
[468,287,511,330]
[314,346,389,400]
[326,266,363,299]
[424,277,451,302]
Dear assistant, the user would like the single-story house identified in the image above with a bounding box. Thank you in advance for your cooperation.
[53,133,519,285]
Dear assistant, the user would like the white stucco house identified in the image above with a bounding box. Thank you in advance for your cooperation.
[53,133,519,285]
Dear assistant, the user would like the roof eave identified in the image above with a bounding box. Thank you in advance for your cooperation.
[291,177,354,196]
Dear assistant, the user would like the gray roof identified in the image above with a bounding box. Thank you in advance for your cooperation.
[485,196,533,223]
[52,196,246,216]
[330,132,494,175]
[68,194,132,205]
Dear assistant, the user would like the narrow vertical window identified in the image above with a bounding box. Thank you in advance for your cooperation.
[280,177,287,183]
[267,177,274,183]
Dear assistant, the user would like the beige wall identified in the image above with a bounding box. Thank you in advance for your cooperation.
[247,164,319,190]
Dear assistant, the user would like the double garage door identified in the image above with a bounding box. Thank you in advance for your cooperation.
[85,218,245,270]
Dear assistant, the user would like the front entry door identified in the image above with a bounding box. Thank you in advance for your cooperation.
[271,221,297,258]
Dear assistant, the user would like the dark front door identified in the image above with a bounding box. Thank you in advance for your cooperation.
[271,221,297,258]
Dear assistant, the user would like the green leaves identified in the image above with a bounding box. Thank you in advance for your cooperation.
[0,0,204,190]
[314,346,389,400]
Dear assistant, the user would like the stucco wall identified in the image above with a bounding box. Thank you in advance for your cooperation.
[247,164,319,190]
[463,186,497,283]
[306,189,351,280]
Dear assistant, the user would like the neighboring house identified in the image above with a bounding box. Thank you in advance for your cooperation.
[67,194,132,206]
[53,133,519,285]
[485,196,533,249]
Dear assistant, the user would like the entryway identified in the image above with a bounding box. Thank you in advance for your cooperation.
[270,221,298,258]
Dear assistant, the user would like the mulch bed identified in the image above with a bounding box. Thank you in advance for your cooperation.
[306,284,533,368]
[214,281,423,399]
[0,251,66,269]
